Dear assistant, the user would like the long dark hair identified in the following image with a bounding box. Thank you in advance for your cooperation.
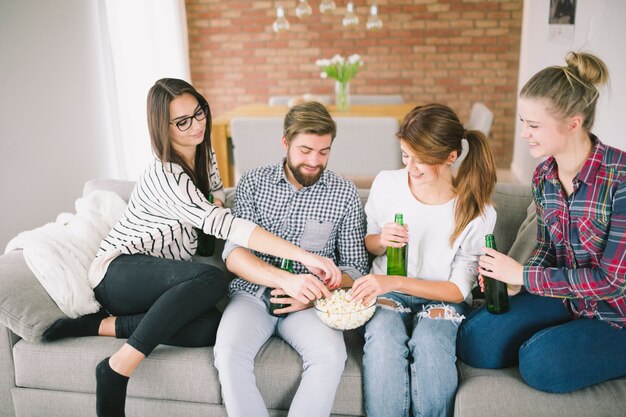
[146,78,213,197]
[397,103,497,245]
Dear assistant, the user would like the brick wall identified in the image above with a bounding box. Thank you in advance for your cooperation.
[186,0,523,168]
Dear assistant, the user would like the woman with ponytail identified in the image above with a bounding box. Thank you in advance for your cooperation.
[351,103,497,417]
[457,51,626,394]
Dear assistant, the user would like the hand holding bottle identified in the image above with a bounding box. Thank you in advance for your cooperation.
[379,222,409,248]
[269,288,313,315]
[478,247,524,286]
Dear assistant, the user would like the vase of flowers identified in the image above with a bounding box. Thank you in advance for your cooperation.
[315,54,363,111]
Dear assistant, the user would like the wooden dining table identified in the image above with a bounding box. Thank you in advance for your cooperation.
[210,102,418,187]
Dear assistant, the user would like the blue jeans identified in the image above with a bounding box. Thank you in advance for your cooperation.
[457,291,626,393]
[362,293,470,417]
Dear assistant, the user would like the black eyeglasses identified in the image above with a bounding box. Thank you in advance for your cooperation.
[170,104,208,132]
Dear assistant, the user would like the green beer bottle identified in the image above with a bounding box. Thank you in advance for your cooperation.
[269,258,293,318]
[386,213,407,276]
[196,193,216,257]
[483,234,509,314]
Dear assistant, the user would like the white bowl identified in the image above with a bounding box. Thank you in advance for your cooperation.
[314,288,377,330]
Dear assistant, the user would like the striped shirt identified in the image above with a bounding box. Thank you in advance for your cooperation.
[88,158,257,288]
[223,160,369,297]
[524,137,626,327]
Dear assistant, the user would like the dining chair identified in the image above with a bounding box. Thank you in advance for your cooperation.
[328,117,402,183]
[350,95,405,105]
[230,117,285,183]
[466,102,494,136]
[230,117,402,186]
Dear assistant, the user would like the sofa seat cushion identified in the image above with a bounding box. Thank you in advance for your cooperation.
[13,329,366,415]
[456,362,626,416]
[13,337,222,404]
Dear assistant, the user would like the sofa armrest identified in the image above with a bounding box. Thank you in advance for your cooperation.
[0,325,18,417]
[0,250,65,342]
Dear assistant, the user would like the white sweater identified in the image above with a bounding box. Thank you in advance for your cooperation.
[88,160,256,288]
[365,169,497,300]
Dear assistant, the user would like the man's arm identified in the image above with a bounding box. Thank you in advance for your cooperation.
[226,247,330,303]
[223,171,331,303]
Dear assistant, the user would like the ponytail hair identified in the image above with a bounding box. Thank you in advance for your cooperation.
[454,128,497,244]
[397,104,497,245]
[520,51,609,130]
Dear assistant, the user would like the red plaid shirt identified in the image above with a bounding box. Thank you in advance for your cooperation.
[524,137,626,327]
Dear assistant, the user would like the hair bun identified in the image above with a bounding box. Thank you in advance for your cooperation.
[565,51,609,87]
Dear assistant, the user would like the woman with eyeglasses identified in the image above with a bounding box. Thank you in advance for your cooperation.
[43,78,341,417]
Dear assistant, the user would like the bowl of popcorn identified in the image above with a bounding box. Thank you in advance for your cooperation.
[314,288,377,330]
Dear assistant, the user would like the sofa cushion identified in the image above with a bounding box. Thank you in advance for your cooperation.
[491,183,533,255]
[507,201,537,264]
[0,251,65,342]
[13,337,223,404]
[14,330,365,415]
[456,362,626,416]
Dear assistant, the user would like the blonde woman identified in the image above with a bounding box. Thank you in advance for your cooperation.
[457,52,626,393]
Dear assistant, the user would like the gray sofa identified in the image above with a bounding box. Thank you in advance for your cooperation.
[1,179,625,417]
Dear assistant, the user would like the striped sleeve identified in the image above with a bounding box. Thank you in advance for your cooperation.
[152,163,256,248]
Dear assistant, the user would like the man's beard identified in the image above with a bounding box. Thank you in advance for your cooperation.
[286,158,325,187]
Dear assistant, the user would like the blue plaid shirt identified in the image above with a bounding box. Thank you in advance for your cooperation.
[223,159,369,297]
[524,137,626,327]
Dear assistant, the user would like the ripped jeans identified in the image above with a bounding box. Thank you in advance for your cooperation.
[362,293,470,417]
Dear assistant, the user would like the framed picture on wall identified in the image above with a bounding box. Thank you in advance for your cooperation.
[548,0,576,42]
[549,0,576,25]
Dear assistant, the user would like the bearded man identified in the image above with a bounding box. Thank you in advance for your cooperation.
[214,101,368,417]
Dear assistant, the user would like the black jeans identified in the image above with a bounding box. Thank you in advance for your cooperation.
[94,254,227,356]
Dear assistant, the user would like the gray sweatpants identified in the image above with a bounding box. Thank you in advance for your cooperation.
[214,290,347,417]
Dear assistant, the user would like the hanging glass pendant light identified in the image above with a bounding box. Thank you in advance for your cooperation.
[342,1,359,29]
[319,0,336,14]
[295,0,313,18]
[272,3,290,33]
[366,3,383,30]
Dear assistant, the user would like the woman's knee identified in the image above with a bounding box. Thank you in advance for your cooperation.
[195,265,228,291]
[456,307,510,368]
[518,326,578,393]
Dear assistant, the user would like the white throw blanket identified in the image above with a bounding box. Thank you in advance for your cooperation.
[4,190,127,318]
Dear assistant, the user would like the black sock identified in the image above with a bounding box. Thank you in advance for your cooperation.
[96,357,129,417]
[43,309,109,341]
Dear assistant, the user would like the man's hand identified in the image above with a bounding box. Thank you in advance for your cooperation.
[298,252,342,289]
[269,288,313,315]
[280,273,332,303]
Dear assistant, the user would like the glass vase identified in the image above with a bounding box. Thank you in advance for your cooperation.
[335,80,351,111]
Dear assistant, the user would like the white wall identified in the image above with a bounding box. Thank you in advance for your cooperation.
[511,0,626,183]
[0,0,190,250]
[0,0,119,249]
